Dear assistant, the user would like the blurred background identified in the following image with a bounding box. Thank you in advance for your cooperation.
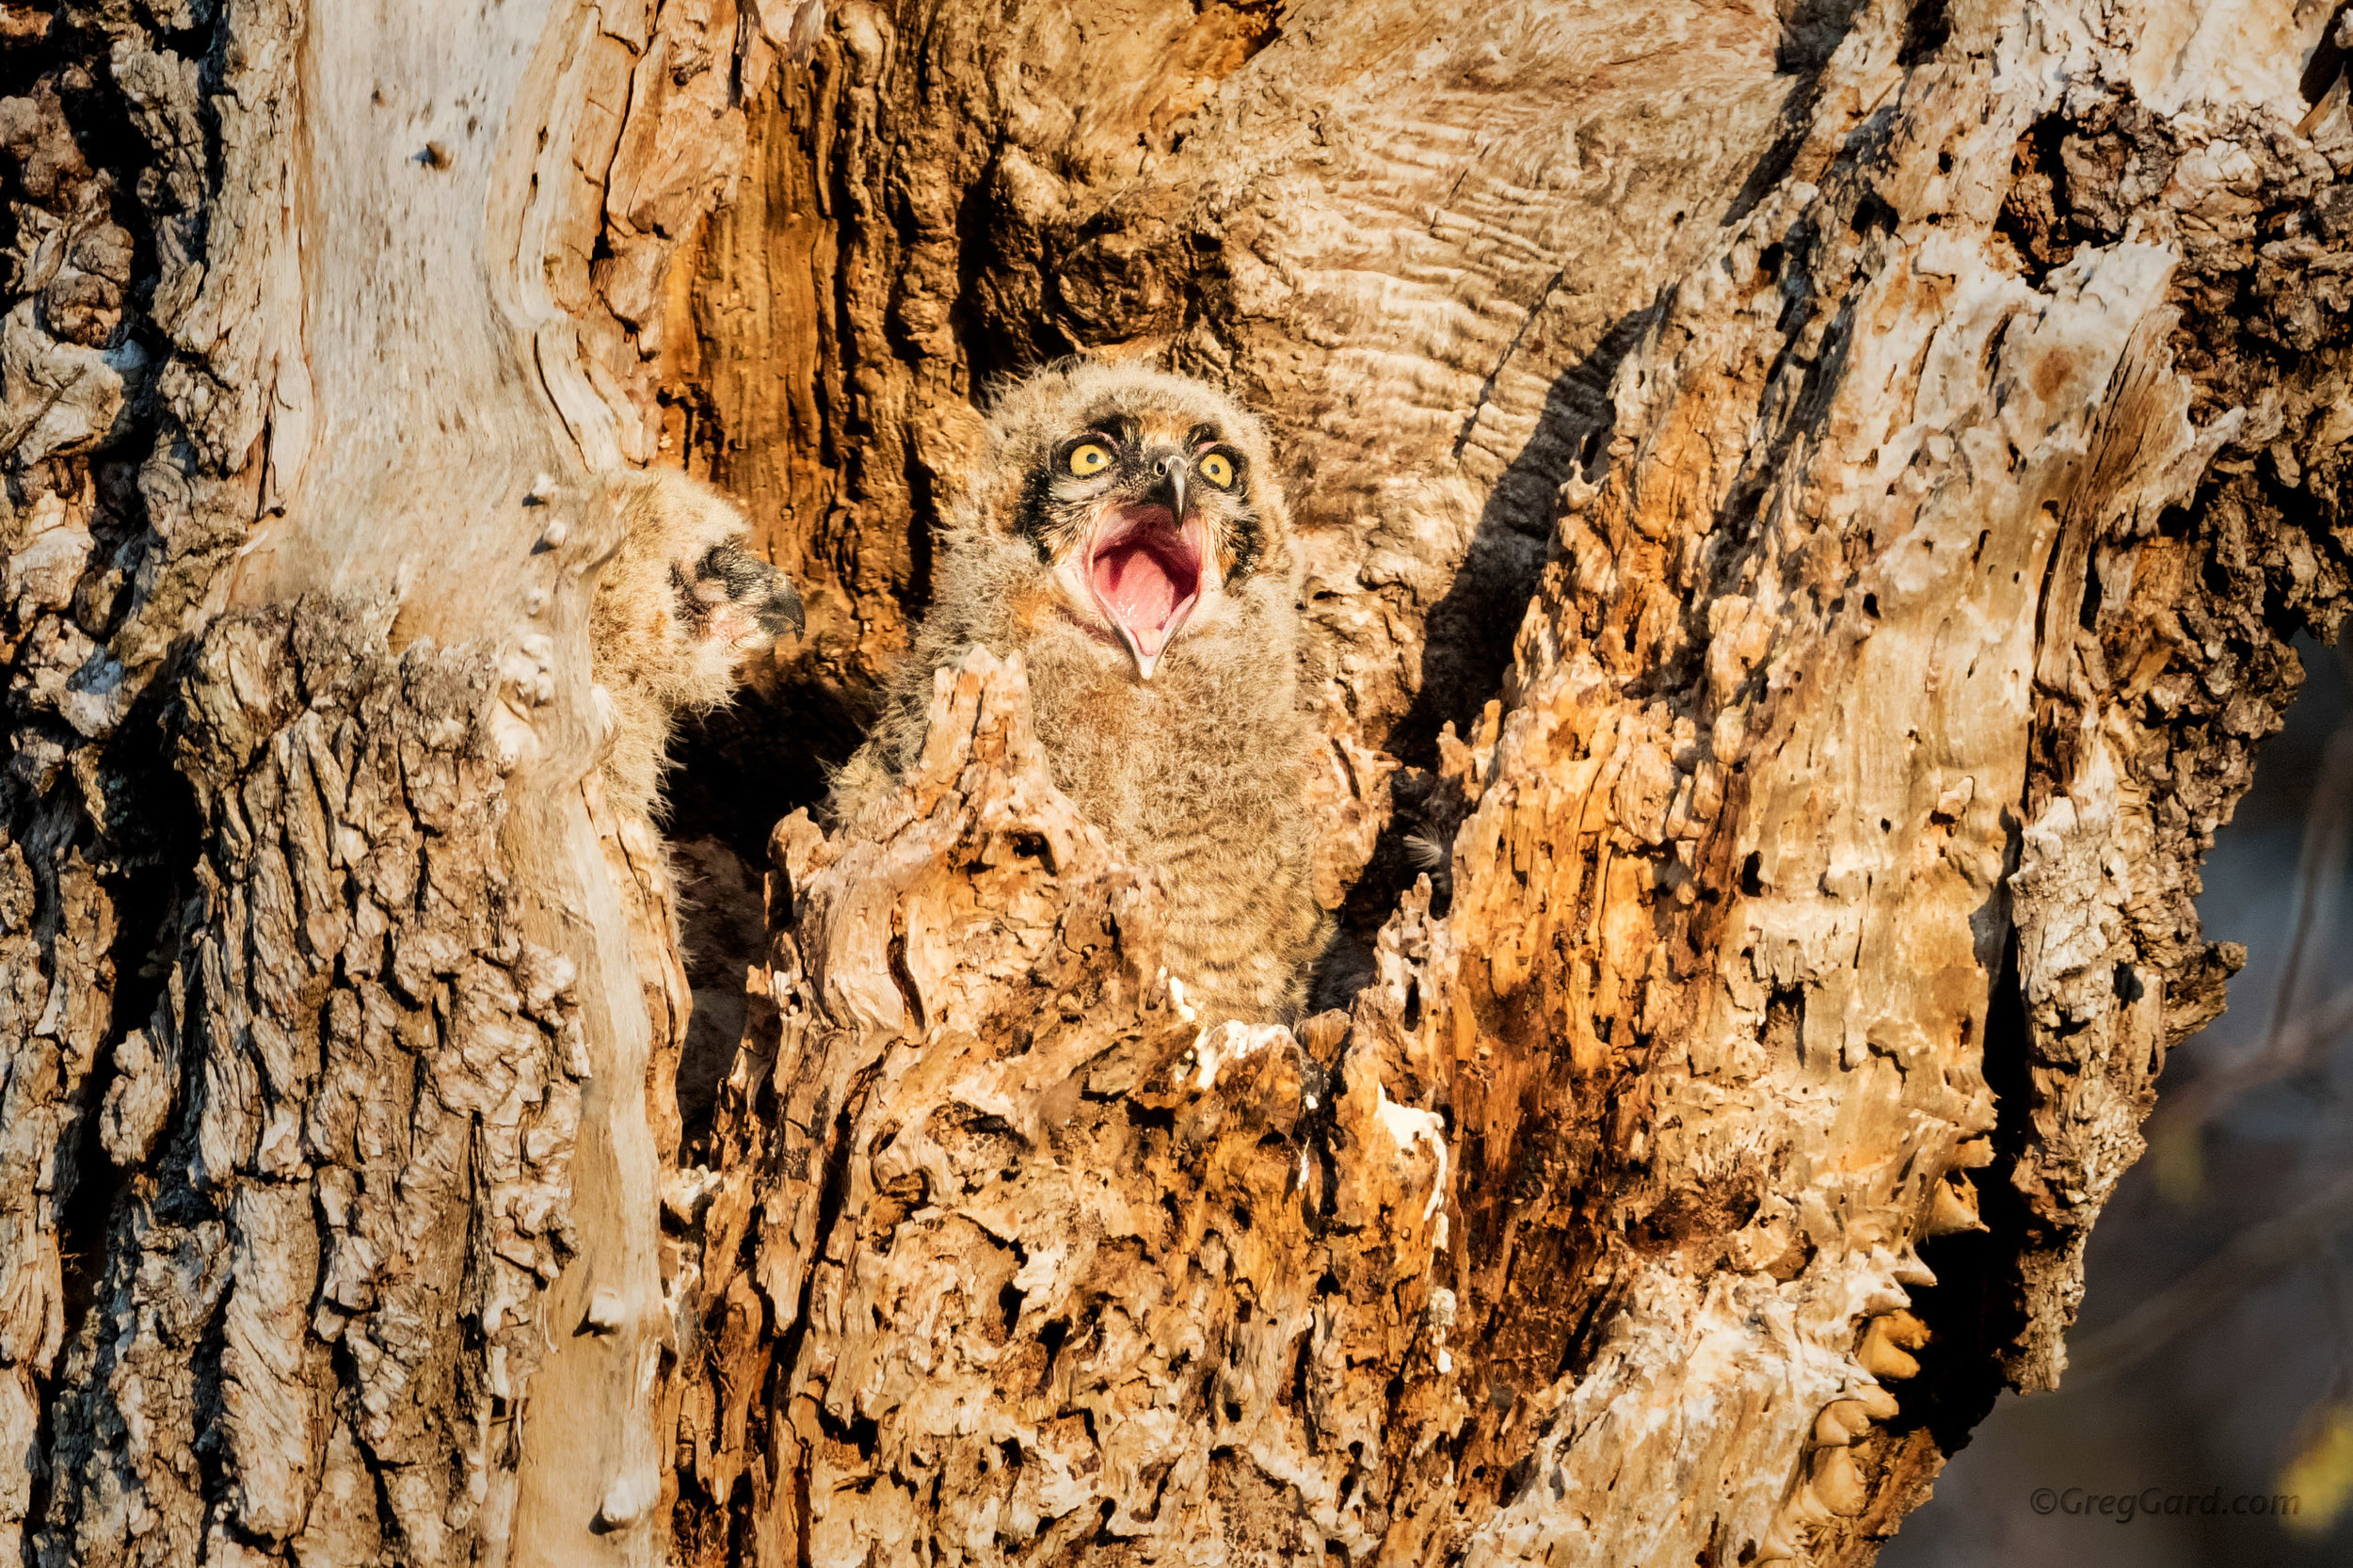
[1887,636,2353,1566]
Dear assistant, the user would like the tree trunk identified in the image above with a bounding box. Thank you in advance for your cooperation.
[5,1,2350,1565]
[2,4,788,1563]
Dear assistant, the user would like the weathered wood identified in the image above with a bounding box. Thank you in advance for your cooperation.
[6,0,2352,1564]
[2,3,787,1564]
[38,596,589,1566]
[659,2,2353,1564]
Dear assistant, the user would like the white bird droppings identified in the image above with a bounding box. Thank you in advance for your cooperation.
[1375,1079,1449,1221]
[1191,1019,1286,1089]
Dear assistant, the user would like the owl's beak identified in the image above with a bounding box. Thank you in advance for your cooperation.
[1153,453,1188,528]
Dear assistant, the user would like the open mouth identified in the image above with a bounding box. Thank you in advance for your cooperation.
[1087,504,1207,680]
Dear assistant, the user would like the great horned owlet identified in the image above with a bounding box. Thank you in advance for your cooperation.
[832,360,1326,1024]
[588,471,803,817]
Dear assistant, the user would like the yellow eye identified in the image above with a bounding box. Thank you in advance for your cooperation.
[1067,442,1112,477]
[1199,452,1236,488]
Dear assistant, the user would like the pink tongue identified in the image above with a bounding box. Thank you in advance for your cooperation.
[1093,541,1184,652]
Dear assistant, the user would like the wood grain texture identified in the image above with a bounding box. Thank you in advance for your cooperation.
[1,3,788,1563]
[673,648,1462,1562]
[5,0,2353,1563]
[659,1,2353,1564]
[40,597,588,1567]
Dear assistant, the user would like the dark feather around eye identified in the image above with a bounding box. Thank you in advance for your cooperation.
[1225,511,1266,581]
[1015,458,1064,560]
[1079,411,1138,446]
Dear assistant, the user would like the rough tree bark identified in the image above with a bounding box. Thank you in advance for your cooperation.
[4,1,2351,1566]
[1,5,795,1564]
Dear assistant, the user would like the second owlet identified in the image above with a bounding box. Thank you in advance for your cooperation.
[589,471,804,818]
[833,360,1326,1024]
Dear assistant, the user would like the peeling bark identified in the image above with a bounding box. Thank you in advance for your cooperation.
[44,598,587,1567]
[3,3,791,1565]
[663,3,2353,1565]
[6,0,2353,1565]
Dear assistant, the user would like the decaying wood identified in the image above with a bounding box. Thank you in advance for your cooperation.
[661,3,2353,1565]
[669,647,1462,1561]
[5,0,2353,1564]
[40,596,587,1565]
[2,4,792,1565]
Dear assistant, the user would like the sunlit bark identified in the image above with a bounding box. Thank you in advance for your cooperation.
[4,2,2350,1565]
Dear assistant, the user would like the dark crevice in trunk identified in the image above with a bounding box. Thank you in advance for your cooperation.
[1907,930,2039,1456]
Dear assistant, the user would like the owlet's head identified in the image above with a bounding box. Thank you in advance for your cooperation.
[959,360,1293,680]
